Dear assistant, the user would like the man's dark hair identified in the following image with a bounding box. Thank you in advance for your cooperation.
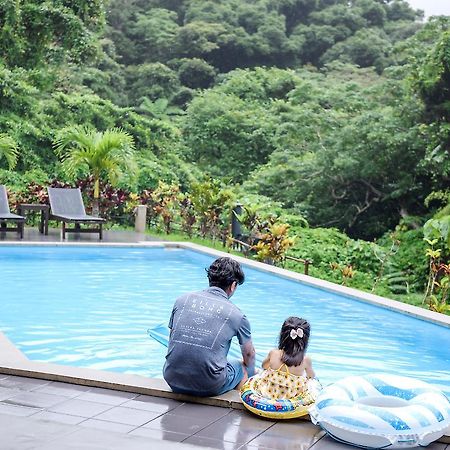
[206,257,245,291]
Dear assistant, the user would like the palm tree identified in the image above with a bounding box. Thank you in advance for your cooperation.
[0,134,19,170]
[54,126,136,215]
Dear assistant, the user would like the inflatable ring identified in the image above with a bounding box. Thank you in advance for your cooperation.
[241,374,322,419]
[309,373,450,449]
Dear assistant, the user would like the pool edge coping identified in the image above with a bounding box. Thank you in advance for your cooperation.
[0,332,246,409]
[0,239,449,443]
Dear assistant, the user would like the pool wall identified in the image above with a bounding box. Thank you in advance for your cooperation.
[0,241,449,442]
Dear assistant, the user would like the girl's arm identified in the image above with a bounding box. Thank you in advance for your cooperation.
[304,355,315,378]
[261,350,274,369]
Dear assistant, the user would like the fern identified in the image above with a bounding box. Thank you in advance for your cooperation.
[382,264,409,295]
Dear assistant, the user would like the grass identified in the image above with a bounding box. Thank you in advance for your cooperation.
[392,292,424,308]
[145,229,243,256]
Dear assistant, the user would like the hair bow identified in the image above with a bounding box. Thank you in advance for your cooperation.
[290,328,304,340]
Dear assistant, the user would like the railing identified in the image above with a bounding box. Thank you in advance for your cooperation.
[229,237,312,275]
[285,254,312,276]
[128,205,313,275]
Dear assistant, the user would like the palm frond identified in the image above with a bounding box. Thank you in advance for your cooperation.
[53,126,96,159]
[53,127,137,184]
[61,149,92,179]
[95,128,135,165]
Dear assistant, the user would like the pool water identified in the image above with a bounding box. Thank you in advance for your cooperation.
[0,246,449,395]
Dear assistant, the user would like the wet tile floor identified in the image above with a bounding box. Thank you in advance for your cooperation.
[0,374,448,450]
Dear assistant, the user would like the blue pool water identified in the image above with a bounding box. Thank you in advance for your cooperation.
[0,246,449,395]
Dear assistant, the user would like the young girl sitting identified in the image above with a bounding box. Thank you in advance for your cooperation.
[258,316,315,400]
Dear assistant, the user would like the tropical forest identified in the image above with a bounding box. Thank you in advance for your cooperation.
[1,0,450,314]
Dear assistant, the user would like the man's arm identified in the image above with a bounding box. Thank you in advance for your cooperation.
[167,301,178,338]
[241,339,256,377]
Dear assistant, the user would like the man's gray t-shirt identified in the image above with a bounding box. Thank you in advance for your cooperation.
[163,287,251,395]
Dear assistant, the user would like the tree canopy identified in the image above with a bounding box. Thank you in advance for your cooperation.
[0,0,104,68]
[1,0,449,246]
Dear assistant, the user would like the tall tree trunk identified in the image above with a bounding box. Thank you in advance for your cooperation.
[399,206,421,230]
[93,177,100,216]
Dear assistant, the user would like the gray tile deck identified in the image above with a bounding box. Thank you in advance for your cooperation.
[33,381,91,397]
[0,226,159,243]
[0,375,51,391]
[74,387,137,405]
[0,376,448,450]
[1,230,449,449]
[121,395,181,413]
[4,391,71,408]
[79,418,137,433]
[48,398,115,417]
[31,410,86,425]
[93,405,161,426]
[129,427,189,442]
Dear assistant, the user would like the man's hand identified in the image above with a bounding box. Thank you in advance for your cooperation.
[241,340,256,377]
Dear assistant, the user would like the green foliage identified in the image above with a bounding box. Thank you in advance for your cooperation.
[386,0,421,22]
[0,168,50,192]
[54,126,136,210]
[355,0,387,27]
[183,89,277,181]
[381,266,410,295]
[283,226,391,294]
[422,234,450,314]
[383,228,428,290]
[253,222,295,264]
[242,64,428,239]
[135,150,201,193]
[1,0,448,313]
[424,216,450,250]
[190,177,234,238]
[105,0,421,77]
[413,28,450,120]
[321,29,392,72]
[133,177,235,240]
[0,0,104,68]
[136,98,185,120]
[176,58,216,89]
[0,134,19,169]
[74,38,128,106]
[150,181,180,234]
[129,8,179,63]
[126,63,180,104]
[218,67,298,101]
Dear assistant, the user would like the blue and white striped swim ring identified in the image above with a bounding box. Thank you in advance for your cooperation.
[309,373,450,449]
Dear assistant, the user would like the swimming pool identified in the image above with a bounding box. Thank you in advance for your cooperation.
[1,245,449,396]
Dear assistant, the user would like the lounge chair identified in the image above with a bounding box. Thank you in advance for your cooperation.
[0,185,25,239]
[47,187,105,240]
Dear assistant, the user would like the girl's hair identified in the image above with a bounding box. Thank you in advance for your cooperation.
[278,316,311,367]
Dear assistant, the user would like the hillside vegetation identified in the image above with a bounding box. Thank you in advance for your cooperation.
[1,0,450,312]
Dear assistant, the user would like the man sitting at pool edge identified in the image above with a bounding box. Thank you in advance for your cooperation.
[163,257,256,396]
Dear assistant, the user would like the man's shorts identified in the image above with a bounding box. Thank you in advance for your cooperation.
[216,358,245,395]
[168,358,245,397]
